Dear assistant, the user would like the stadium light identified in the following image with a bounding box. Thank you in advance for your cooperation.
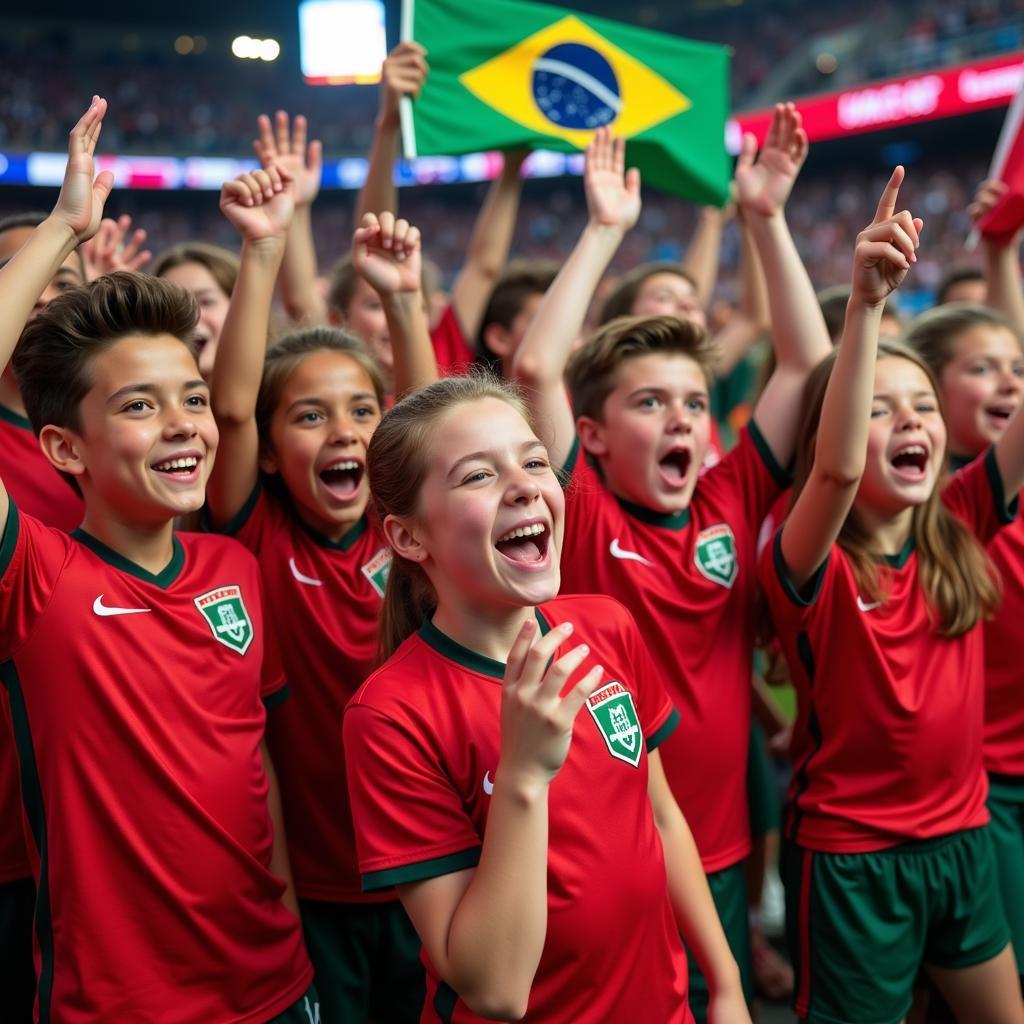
[231,35,281,61]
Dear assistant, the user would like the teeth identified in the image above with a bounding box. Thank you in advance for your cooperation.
[324,460,359,472]
[153,456,198,471]
[497,523,546,544]
[897,446,925,457]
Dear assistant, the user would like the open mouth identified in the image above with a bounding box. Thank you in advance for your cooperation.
[658,449,692,486]
[319,459,364,500]
[889,444,928,479]
[985,403,1016,425]
[494,522,550,564]
[152,455,200,478]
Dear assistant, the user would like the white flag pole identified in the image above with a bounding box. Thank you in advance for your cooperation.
[399,0,417,159]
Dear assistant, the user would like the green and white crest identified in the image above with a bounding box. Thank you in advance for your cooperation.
[194,585,254,655]
[361,547,393,599]
[694,523,738,588]
[586,682,642,768]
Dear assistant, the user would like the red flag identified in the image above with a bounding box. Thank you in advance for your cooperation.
[978,60,1024,241]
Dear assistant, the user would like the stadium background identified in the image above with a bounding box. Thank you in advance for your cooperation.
[6,2,1022,1020]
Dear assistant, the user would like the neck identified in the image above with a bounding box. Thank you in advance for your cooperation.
[291,495,366,543]
[852,503,914,557]
[431,599,536,665]
[0,371,25,417]
[78,510,177,575]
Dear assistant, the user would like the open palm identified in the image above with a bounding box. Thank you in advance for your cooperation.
[584,127,641,231]
[53,96,115,243]
[735,102,808,217]
[254,111,322,207]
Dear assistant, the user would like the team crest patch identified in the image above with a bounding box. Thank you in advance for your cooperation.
[586,682,642,768]
[361,547,392,599]
[694,524,738,588]
[194,585,254,655]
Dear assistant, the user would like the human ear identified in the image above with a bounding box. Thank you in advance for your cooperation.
[483,323,514,359]
[38,425,86,478]
[383,513,428,563]
[577,415,609,458]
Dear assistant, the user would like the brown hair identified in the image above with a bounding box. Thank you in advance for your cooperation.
[936,266,985,306]
[326,254,359,320]
[566,314,716,423]
[477,260,559,358]
[788,340,999,636]
[256,327,386,442]
[13,271,198,436]
[903,301,1018,379]
[152,242,239,298]
[368,373,533,661]
[598,262,699,324]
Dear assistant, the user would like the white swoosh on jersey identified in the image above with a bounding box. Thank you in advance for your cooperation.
[289,557,323,587]
[856,596,882,612]
[609,538,654,567]
[92,595,151,617]
[482,771,494,796]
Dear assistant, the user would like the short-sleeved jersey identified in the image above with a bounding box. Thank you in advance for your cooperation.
[431,304,475,377]
[759,449,1015,852]
[0,505,312,1024]
[559,423,789,872]
[0,407,84,885]
[344,595,690,1024]
[219,483,393,903]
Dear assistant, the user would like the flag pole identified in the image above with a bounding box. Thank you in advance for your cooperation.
[399,0,417,159]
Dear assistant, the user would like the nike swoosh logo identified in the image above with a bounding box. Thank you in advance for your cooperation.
[856,596,882,612]
[289,557,323,587]
[92,596,151,617]
[482,771,494,796]
[609,538,653,567]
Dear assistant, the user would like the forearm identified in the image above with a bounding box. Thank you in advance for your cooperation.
[261,741,299,917]
[279,206,327,325]
[384,291,437,395]
[752,674,789,737]
[356,117,399,223]
[984,237,1024,336]
[681,207,725,309]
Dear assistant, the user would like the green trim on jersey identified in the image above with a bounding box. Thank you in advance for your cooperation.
[773,530,827,608]
[434,981,458,1023]
[616,496,691,530]
[1,661,55,1023]
[418,610,549,680]
[880,536,914,569]
[0,404,32,431]
[0,501,20,579]
[294,508,368,552]
[647,707,680,751]
[362,846,481,892]
[71,529,185,588]
[985,446,1019,524]
[215,480,264,537]
[560,435,581,482]
[263,684,292,710]
[747,417,792,489]
[949,452,973,472]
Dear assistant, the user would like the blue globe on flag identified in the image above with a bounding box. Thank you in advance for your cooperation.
[531,43,622,130]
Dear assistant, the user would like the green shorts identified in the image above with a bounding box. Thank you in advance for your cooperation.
[988,774,1024,975]
[299,898,424,1024]
[684,860,754,1023]
[0,875,35,1023]
[748,722,782,839]
[266,983,320,1023]
[782,827,1011,1024]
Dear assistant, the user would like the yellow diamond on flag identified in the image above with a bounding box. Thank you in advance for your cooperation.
[458,15,691,149]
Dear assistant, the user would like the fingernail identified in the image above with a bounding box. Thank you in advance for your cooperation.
[561,622,574,634]
[577,644,590,655]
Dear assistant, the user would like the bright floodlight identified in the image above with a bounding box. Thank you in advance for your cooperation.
[299,0,387,84]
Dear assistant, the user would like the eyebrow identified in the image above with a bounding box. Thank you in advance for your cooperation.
[284,392,379,415]
[447,439,546,480]
[107,380,207,405]
[627,385,708,399]
[872,391,935,401]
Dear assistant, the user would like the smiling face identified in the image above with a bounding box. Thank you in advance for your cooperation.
[53,334,217,525]
[261,349,381,539]
[631,272,707,330]
[579,352,711,514]
[938,325,1024,457]
[157,261,230,381]
[855,356,947,518]
[406,396,564,615]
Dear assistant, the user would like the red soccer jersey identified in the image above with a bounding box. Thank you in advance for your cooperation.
[558,423,789,872]
[0,505,312,1023]
[221,483,393,903]
[430,304,475,377]
[344,595,690,1024]
[759,449,1014,852]
[0,406,84,885]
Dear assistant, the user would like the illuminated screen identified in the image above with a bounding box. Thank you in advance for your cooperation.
[298,0,387,85]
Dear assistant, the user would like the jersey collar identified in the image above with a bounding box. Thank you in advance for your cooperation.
[0,404,31,431]
[71,529,185,588]
[615,495,691,531]
[948,452,975,472]
[293,508,369,551]
[877,536,914,570]
[418,609,551,680]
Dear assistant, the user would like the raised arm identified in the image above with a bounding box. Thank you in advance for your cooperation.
[681,205,727,309]
[0,96,113,535]
[970,178,1024,335]
[355,42,428,223]
[207,165,295,527]
[352,211,437,396]
[781,168,921,588]
[735,103,832,465]
[254,110,326,326]
[449,151,526,341]
[512,128,641,469]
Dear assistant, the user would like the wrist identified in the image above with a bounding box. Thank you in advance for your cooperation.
[584,220,628,245]
[381,290,423,314]
[494,766,552,807]
[242,236,286,263]
[43,214,84,253]
[376,109,401,131]
[705,960,744,998]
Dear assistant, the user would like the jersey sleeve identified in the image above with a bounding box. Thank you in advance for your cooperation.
[757,526,835,635]
[205,481,277,552]
[0,504,71,661]
[343,701,482,892]
[430,304,476,377]
[615,603,679,751]
[706,420,791,529]
[942,447,1018,544]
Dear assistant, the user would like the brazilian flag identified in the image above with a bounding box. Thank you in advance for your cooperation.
[402,0,731,205]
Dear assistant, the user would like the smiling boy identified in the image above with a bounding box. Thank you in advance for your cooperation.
[0,98,314,1023]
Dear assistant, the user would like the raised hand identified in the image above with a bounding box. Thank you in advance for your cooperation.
[352,211,422,296]
[584,127,641,232]
[498,619,604,790]
[379,41,429,125]
[851,166,922,306]
[734,102,809,218]
[253,111,323,208]
[52,96,115,243]
[80,214,152,280]
[219,165,295,243]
